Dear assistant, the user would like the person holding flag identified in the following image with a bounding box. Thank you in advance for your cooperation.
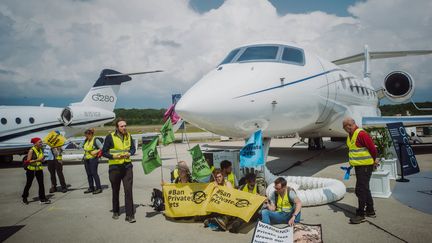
[102,118,136,223]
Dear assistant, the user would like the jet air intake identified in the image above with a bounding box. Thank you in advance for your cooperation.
[60,106,115,127]
[383,71,415,103]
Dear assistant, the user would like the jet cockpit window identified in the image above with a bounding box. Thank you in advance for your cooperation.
[282,47,305,65]
[219,48,240,65]
[237,46,279,62]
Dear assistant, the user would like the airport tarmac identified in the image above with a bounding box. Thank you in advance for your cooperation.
[0,137,431,243]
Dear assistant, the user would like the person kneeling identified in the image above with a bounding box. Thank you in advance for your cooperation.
[261,177,301,226]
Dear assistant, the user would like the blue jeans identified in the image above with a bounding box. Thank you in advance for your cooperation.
[84,158,101,190]
[261,209,301,225]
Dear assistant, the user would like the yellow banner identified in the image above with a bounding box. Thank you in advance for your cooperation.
[43,131,66,147]
[163,183,215,218]
[163,183,266,222]
[207,186,266,222]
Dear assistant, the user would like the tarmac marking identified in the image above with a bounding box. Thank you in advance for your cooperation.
[330,203,408,243]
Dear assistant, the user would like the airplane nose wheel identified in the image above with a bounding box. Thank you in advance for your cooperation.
[308,137,325,150]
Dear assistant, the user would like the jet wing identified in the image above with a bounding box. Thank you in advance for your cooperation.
[332,50,432,65]
[0,143,32,156]
[362,116,432,128]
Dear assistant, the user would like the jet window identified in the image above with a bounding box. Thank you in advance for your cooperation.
[1,118,6,125]
[29,117,35,124]
[15,117,21,124]
[237,46,279,62]
[219,48,240,65]
[281,47,305,65]
[348,78,354,92]
[361,87,365,95]
[339,75,346,89]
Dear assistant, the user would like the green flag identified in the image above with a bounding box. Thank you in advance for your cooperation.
[141,136,162,175]
[189,145,212,181]
[160,118,175,146]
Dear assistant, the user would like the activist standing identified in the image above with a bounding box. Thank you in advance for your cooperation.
[22,137,51,204]
[44,144,68,193]
[102,118,136,223]
[343,117,378,224]
[261,177,301,226]
[220,160,238,188]
[82,128,103,194]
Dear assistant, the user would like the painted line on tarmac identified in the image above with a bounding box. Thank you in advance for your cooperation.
[330,203,408,243]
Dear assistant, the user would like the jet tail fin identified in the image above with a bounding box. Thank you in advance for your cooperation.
[74,69,162,111]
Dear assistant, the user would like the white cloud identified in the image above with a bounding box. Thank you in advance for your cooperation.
[0,0,431,107]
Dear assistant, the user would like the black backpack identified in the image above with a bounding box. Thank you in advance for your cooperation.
[151,188,165,211]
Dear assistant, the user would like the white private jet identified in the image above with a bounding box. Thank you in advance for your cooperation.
[176,41,432,153]
[0,69,161,163]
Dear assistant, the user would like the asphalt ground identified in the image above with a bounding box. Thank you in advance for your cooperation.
[0,138,431,243]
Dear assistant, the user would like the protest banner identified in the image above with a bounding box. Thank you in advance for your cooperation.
[251,221,293,243]
[206,185,266,222]
[251,221,323,243]
[163,183,215,218]
[43,131,66,147]
[240,130,264,168]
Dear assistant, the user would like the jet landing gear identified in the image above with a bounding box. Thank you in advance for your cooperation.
[308,137,325,150]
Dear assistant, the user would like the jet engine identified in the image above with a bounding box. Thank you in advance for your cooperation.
[383,71,415,103]
[60,106,115,127]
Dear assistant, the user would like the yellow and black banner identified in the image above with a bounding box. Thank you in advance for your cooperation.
[163,183,266,222]
[43,131,66,147]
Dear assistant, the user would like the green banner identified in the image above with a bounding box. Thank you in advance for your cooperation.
[160,118,175,146]
[189,145,212,181]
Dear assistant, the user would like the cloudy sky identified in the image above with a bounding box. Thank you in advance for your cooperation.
[0,0,431,109]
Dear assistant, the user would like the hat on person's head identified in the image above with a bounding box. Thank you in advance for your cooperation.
[84,128,95,134]
[177,161,189,171]
[30,137,42,144]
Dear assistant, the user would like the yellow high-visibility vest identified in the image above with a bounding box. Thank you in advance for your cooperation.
[226,172,235,187]
[28,146,44,171]
[347,128,374,167]
[276,190,292,212]
[241,184,257,194]
[108,132,132,165]
[83,137,97,159]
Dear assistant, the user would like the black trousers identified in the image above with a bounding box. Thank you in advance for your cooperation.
[109,164,134,217]
[47,159,66,188]
[354,165,374,214]
[84,158,101,190]
[22,170,46,200]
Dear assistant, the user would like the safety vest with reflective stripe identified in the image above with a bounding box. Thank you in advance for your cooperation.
[83,137,97,159]
[226,172,236,187]
[241,184,257,194]
[347,128,374,166]
[28,146,44,171]
[276,189,292,212]
[108,132,132,165]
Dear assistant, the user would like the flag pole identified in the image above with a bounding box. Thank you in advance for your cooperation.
[158,137,163,182]
[173,141,179,163]
[183,122,191,150]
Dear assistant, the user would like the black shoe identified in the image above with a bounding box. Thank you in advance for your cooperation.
[22,198,29,205]
[350,215,365,224]
[125,216,136,223]
[40,199,51,204]
[92,189,102,194]
[49,187,57,193]
[84,189,94,194]
[112,213,119,220]
[61,188,67,193]
[366,211,376,218]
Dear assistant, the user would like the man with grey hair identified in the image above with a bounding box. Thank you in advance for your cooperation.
[343,117,378,224]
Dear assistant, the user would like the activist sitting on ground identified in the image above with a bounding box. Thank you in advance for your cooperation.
[174,161,197,183]
[220,160,238,188]
[261,177,302,226]
[211,169,233,188]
